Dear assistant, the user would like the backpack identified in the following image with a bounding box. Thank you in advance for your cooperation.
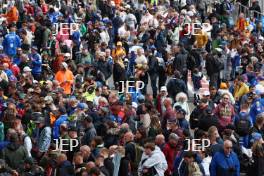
[19,133,28,145]
[132,143,144,171]
[235,113,251,136]
[187,53,196,71]
[165,59,174,76]
[214,55,224,72]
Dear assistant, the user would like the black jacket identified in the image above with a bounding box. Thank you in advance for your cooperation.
[125,141,136,162]
[148,55,159,75]
[95,60,112,80]
[166,78,187,99]
[173,49,188,72]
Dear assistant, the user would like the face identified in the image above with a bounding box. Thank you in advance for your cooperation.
[224,143,233,155]
[169,138,178,147]
[161,90,166,96]
[135,130,142,139]
[144,148,152,156]
[210,88,217,95]
[222,95,230,104]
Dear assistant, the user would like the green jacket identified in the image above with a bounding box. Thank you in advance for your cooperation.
[0,143,28,169]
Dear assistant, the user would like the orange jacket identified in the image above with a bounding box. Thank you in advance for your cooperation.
[3,6,19,24]
[236,18,248,32]
[55,69,74,95]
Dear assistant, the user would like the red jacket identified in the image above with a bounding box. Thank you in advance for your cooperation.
[163,143,181,175]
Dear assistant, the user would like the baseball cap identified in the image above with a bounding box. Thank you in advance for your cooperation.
[203,90,210,96]
[61,62,68,69]
[251,132,262,143]
[23,66,32,72]
[34,116,45,124]
[64,53,71,57]
[117,41,122,46]
[160,86,167,92]
[44,96,53,103]
[31,46,38,50]
[68,126,78,132]
[77,103,88,110]
[132,102,138,109]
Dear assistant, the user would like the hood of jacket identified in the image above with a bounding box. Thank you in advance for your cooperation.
[6,142,20,151]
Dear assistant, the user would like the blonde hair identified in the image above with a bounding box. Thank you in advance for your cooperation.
[208,126,218,138]
[175,92,188,102]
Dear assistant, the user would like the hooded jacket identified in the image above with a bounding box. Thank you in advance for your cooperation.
[138,146,168,176]
[209,150,240,176]
[0,143,28,169]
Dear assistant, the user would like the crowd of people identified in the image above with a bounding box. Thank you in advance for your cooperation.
[0,0,264,175]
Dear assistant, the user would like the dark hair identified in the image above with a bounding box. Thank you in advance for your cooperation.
[144,142,155,151]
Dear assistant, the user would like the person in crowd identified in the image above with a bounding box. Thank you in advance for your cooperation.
[55,62,74,95]
[2,24,21,58]
[213,93,235,133]
[250,133,264,176]
[138,142,168,176]
[173,92,190,118]
[0,0,263,175]
[0,132,28,169]
[210,140,240,176]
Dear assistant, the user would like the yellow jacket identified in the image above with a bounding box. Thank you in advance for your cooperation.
[234,83,249,100]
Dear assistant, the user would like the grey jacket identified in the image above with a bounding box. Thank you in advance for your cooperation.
[138,146,168,176]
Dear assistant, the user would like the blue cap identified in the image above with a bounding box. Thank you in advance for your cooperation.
[77,103,88,110]
[251,132,262,143]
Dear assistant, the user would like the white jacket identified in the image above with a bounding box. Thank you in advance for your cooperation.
[138,146,168,176]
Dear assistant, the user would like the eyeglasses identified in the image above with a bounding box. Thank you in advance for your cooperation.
[223,97,229,100]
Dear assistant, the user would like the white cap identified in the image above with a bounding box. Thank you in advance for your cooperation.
[187,11,194,17]
[64,53,71,57]
[203,90,210,96]
[23,66,32,72]
[215,48,223,52]
[44,96,53,103]
[61,62,68,69]
[132,102,138,109]
[160,86,167,92]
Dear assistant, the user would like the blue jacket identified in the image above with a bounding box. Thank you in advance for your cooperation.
[2,32,21,57]
[210,150,240,176]
[13,56,21,66]
[71,31,81,46]
[30,53,42,75]
[53,114,68,139]
[250,98,264,124]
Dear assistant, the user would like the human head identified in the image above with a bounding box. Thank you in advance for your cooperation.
[124,131,134,143]
[144,142,155,156]
[73,152,84,165]
[175,92,188,102]
[168,133,179,147]
[208,126,220,141]
[256,113,264,127]
[221,93,230,104]
[223,140,233,156]
[56,153,68,165]
[155,134,165,146]
[80,145,91,159]
[163,98,172,108]
[160,86,167,96]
